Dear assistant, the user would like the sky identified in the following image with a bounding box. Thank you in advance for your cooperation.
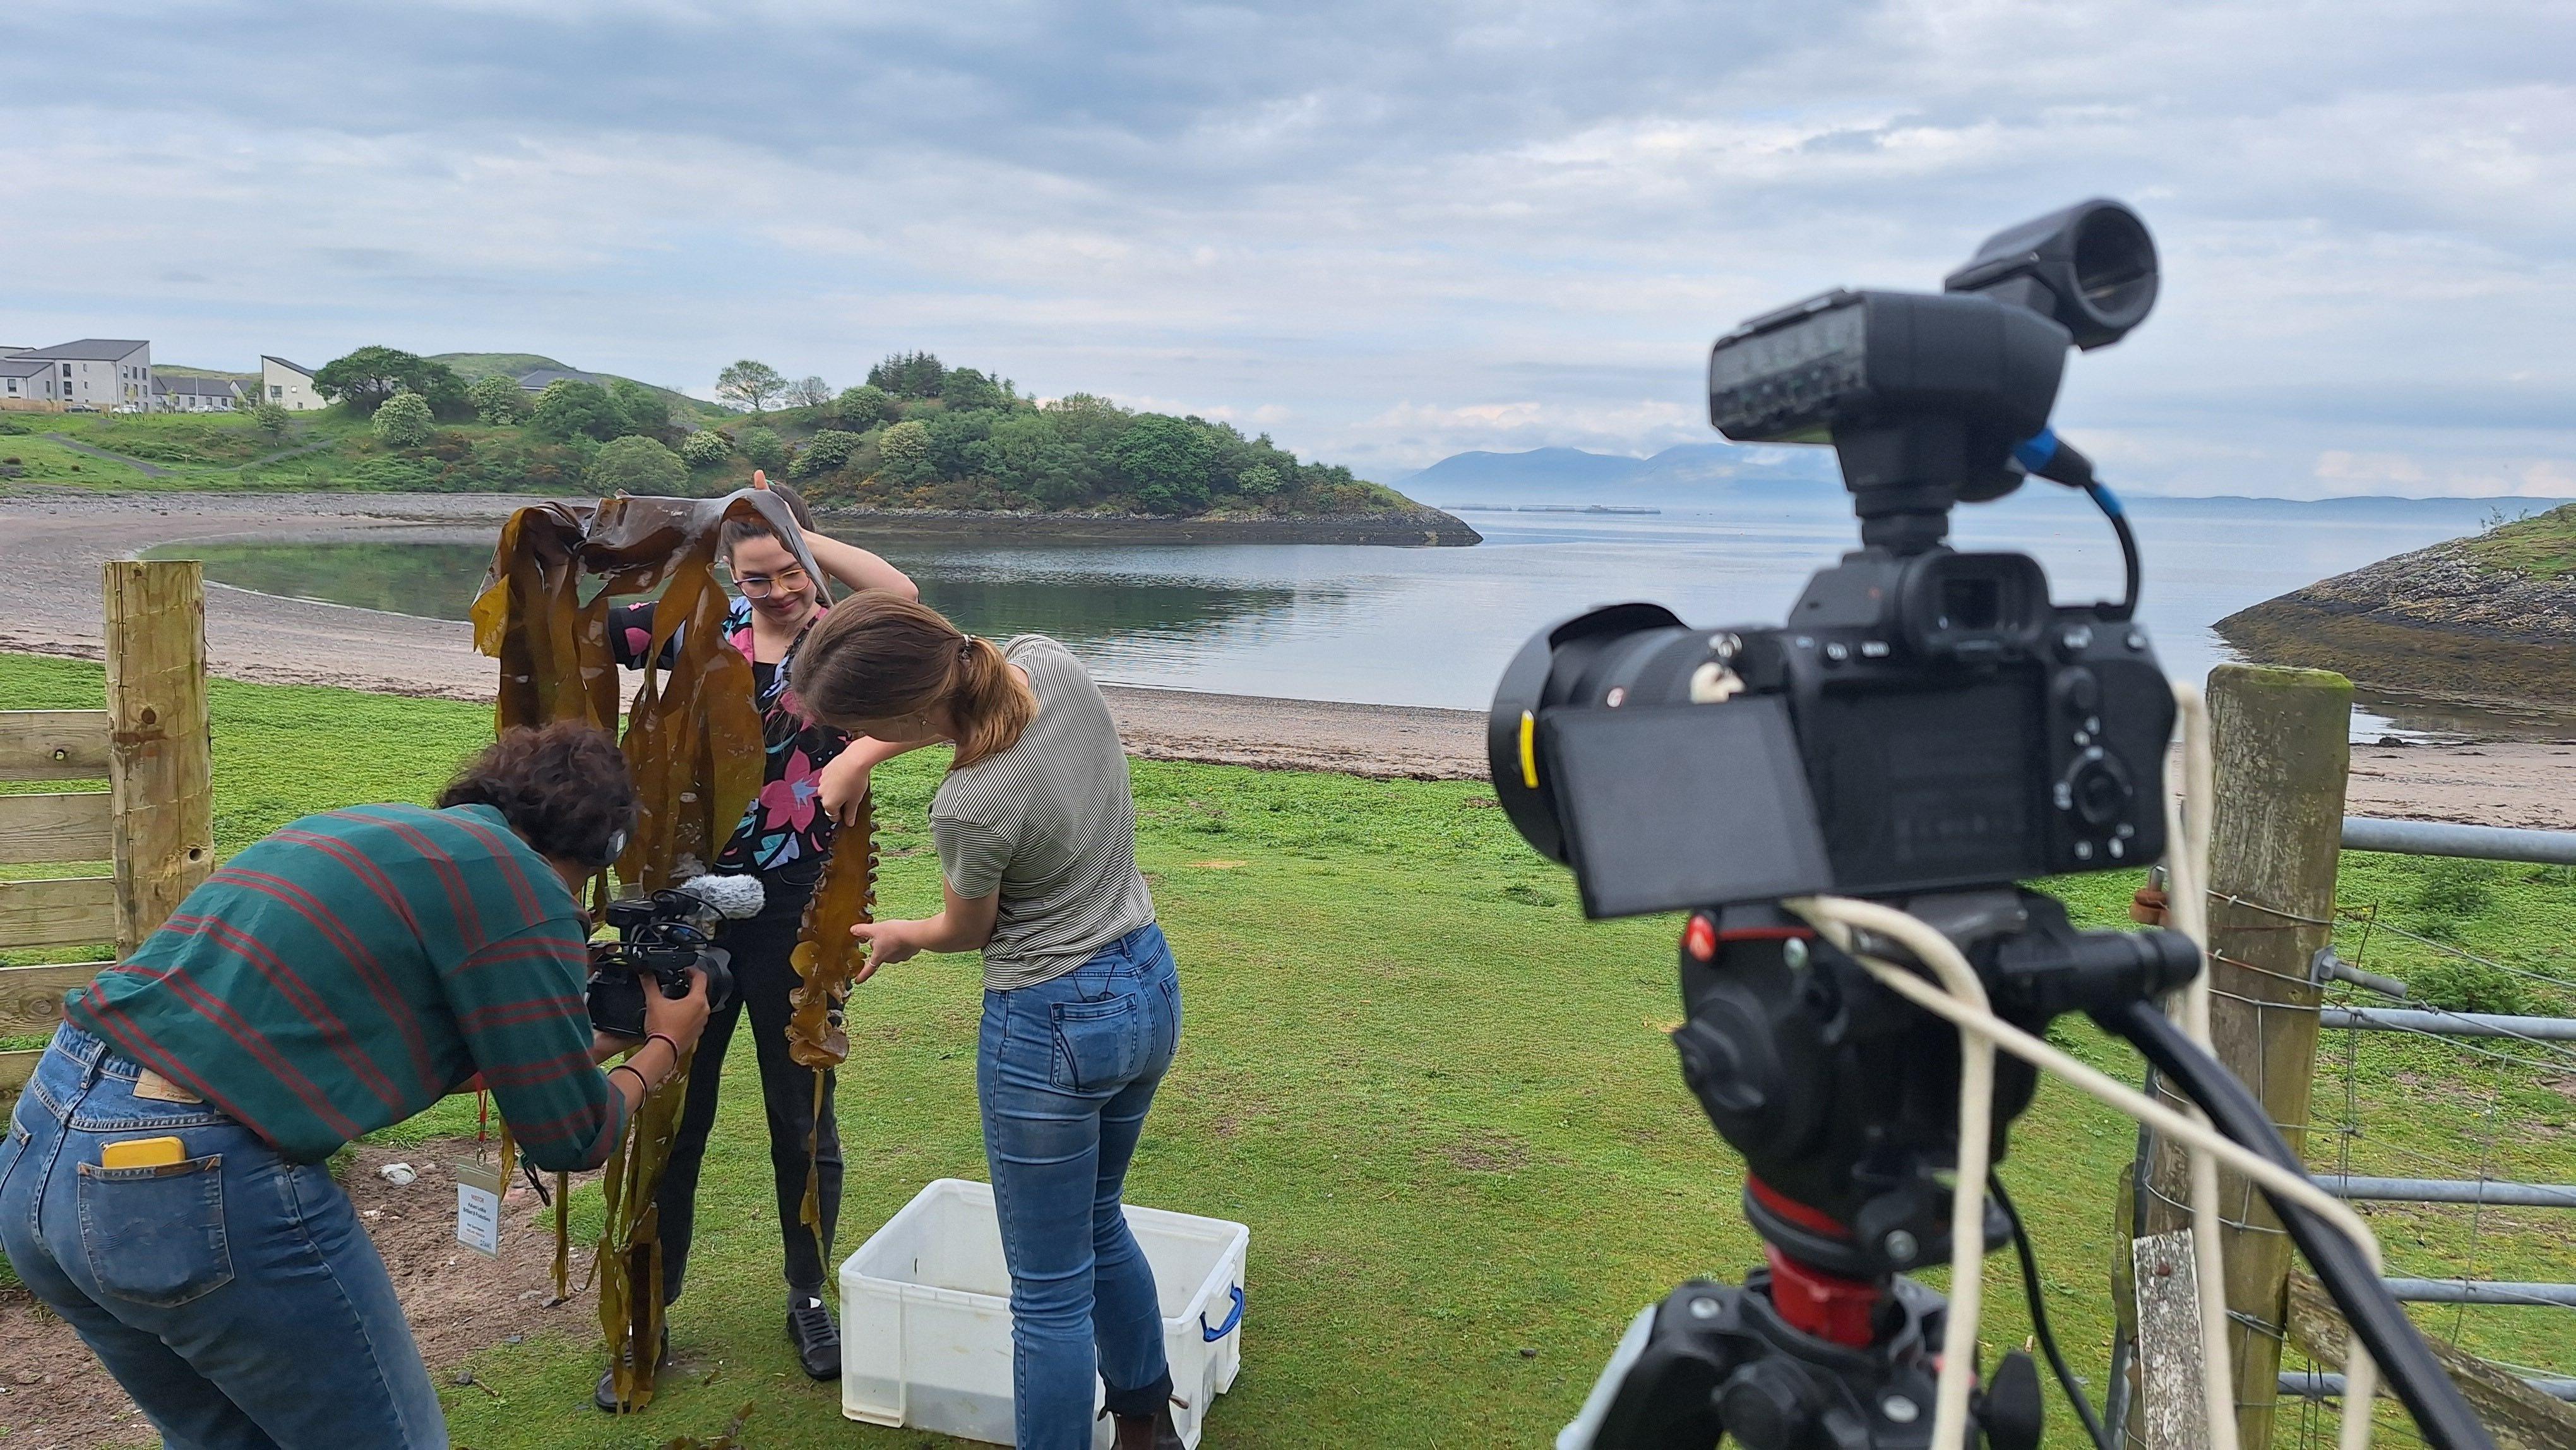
[4,1,2573,498]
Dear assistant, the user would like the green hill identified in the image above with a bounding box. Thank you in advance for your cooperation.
[429,353,729,425]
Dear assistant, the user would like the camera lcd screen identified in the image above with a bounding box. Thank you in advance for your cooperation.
[1807,676,2042,890]
[1539,698,1834,918]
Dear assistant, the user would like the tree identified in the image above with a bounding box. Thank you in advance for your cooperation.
[587,435,687,494]
[467,374,530,425]
[371,392,435,448]
[715,359,787,414]
[866,351,946,399]
[608,378,670,435]
[737,426,788,472]
[250,401,292,436]
[939,368,1007,411]
[1235,463,1282,496]
[530,380,626,443]
[876,419,933,482]
[313,345,431,416]
[787,375,833,410]
[970,413,1090,507]
[1108,414,1219,514]
[677,429,732,468]
[790,429,862,479]
[832,384,898,429]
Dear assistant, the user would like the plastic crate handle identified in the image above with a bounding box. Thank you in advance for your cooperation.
[1200,1285,1244,1342]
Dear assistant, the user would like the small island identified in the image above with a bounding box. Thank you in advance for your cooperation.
[2214,501,2576,711]
[0,346,1480,546]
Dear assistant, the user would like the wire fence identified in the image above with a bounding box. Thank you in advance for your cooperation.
[2275,885,2576,1450]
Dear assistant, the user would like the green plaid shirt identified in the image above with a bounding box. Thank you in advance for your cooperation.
[68,803,627,1169]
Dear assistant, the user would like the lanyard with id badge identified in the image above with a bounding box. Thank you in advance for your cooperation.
[456,1091,515,1259]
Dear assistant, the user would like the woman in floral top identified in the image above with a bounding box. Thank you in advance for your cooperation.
[602,477,915,1399]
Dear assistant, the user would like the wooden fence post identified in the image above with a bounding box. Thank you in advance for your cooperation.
[2135,662,2351,1449]
[105,560,213,952]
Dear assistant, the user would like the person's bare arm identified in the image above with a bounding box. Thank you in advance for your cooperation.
[817,736,934,826]
[802,530,917,600]
[845,880,1001,983]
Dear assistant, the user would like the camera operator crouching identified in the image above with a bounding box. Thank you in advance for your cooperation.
[0,722,712,1450]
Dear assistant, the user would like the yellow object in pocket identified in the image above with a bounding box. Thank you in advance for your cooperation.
[100,1136,186,1170]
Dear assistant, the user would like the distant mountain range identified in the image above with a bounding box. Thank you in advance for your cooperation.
[1395,443,2563,520]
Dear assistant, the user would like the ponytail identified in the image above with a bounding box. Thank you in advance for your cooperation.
[791,594,1038,768]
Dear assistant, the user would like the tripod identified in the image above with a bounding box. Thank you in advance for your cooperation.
[1564,890,2201,1449]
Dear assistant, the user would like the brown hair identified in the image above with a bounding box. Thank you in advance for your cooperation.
[719,483,817,561]
[437,721,639,866]
[790,595,1037,769]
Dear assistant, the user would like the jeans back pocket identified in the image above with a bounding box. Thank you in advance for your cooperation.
[1049,993,1146,1093]
[78,1155,234,1307]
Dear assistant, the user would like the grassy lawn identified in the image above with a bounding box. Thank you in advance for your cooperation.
[2464,500,2576,580]
[3,651,2570,1446]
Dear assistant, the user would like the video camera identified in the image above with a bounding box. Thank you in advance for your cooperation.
[585,877,753,1039]
[1491,200,2171,922]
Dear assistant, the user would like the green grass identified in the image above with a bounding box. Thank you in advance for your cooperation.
[2462,500,2576,580]
[3,650,2570,1446]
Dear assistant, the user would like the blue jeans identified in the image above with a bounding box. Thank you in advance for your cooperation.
[980,923,1183,1450]
[0,1026,445,1450]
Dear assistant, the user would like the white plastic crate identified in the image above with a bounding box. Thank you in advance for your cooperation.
[840,1178,1248,1448]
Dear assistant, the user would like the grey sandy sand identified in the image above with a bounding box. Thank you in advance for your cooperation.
[4,489,2572,827]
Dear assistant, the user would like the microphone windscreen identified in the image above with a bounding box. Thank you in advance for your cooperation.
[676,873,766,920]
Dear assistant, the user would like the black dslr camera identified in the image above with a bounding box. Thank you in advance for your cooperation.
[1491,199,2173,921]
[585,888,741,1040]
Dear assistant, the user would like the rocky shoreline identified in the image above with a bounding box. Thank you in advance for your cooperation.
[2215,511,2576,714]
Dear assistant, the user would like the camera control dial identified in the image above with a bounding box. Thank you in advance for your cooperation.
[2055,746,2135,829]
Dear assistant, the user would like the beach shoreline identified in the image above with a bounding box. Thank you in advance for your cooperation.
[5,488,2572,826]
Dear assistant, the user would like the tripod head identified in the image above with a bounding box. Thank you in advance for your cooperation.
[1568,892,2198,1450]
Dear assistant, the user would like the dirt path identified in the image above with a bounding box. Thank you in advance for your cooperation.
[4,488,2572,825]
[0,1141,600,1450]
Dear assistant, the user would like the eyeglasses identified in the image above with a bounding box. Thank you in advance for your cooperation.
[729,563,811,599]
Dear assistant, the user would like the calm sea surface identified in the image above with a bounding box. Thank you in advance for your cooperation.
[155,493,2541,739]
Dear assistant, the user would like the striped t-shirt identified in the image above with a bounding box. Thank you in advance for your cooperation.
[932,636,1156,991]
[66,803,628,1170]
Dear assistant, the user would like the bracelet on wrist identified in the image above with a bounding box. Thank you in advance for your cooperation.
[645,1032,683,1062]
[609,1062,651,1094]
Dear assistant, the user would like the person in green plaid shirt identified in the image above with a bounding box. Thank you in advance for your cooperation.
[0,722,710,1450]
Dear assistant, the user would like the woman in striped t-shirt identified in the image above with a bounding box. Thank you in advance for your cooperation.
[793,594,1186,1450]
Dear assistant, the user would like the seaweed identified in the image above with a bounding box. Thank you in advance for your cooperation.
[470,488,863,1409]
[787,816,878,1230]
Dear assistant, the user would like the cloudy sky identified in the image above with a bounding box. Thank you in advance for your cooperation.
[5,1,2572,496]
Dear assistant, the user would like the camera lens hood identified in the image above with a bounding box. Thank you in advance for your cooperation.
[1943,198,2158,351]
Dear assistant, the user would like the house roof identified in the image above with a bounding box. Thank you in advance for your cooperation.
[155,375,241,397]
[516,367,613,392]
[261,356,315,378]
[0,356,52,379]
[22,339,150,362]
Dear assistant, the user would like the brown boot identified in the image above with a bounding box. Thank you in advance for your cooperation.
[1109,1402,1184,1450]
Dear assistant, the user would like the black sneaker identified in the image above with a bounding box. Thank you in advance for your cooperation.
[593,1327,671,1413]
[788,1293,840,1380]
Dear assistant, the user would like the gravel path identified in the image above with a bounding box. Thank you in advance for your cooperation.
[3,488,2570,824]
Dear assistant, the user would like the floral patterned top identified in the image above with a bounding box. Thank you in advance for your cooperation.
[609,597,850,878]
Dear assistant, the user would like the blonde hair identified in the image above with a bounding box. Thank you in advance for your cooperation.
[791,594,1037,768]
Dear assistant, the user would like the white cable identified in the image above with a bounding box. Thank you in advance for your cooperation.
[2163,683,2246,1450]
[1787,897,2390,1450]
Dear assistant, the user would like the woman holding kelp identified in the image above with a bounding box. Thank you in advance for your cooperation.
[598,476,917,1401]
[792,597,1188,1450]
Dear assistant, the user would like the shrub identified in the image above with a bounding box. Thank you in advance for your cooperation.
[467,374,530,426]
[251,401,292,436]
[790,429,862,479]
[609,379,670,434]
[2409,859,2500,937]
[876,419,933,482]
[530,380,625,443]
[2409,959,2529,1016]
[677,429,732,468]
[1234,463,1282,497]
[736,426,787,472]
[371,392,436,448]
[832,385,897,429]
[587,435,686,494]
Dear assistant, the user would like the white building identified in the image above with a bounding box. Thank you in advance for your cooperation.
[0,339,153,410]
[153,374,244,412]
[260,356,325,411]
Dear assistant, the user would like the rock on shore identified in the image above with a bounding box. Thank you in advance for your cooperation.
[2214,504,2576,709]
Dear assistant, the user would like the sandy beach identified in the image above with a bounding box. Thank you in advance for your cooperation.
[4,489,2572,827]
